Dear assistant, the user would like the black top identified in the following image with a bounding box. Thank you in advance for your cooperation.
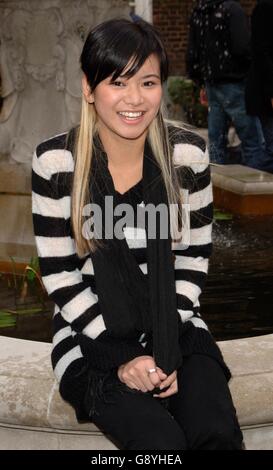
[186,0,251,85]
[114,178,145,267]
[245,0,273,116]
[115,178,143,201]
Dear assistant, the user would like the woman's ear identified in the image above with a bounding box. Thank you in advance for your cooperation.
[82,74,94,104]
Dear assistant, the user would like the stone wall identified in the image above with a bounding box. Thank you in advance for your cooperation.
[153,0,257,75]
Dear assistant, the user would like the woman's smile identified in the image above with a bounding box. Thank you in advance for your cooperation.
[117,111,146,124]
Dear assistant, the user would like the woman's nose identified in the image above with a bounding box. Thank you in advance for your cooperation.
[123,84,144,106]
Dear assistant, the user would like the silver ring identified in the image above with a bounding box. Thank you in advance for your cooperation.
[147,368,156,374]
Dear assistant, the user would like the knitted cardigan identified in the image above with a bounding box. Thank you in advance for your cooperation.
[32,125,230,421]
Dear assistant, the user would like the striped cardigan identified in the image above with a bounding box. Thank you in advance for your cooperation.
[32,126,229,420]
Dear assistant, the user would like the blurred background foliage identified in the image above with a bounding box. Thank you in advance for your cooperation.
[168,77,208,128]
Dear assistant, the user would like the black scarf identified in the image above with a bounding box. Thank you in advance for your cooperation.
[87,134,182,376]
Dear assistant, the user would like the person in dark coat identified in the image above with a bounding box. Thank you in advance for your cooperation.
[186,0,265,169]
[245,0,273,173]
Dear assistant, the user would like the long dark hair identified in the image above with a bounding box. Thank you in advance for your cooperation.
[70,18,183,257]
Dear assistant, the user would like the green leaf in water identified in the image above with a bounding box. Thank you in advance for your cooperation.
[213,208,233,220]
[26,269,36,282]
[26,258,41,283]
[4,307,43,315]
[0,311,16,328]
[17,307,43,315]
[31,257,40,271]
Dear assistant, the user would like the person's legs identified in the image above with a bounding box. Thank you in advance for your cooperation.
[220,82,265,170]
[89,374,187,450]
[258,114,273,173]
[226,126,243,164]
[205,83,228,164]
[168,354,244,450]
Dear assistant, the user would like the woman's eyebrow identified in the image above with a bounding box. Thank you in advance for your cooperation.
[141,74,160,79]
[113,73,160,80]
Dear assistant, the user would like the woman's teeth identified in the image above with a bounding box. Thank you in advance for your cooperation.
[118,111,144,119]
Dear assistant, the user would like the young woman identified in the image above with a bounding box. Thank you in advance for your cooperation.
[32,18,244,450]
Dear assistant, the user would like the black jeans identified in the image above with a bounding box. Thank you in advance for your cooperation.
[89,354,244,450]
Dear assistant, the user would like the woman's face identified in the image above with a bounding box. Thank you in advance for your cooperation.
[83,54,163,142]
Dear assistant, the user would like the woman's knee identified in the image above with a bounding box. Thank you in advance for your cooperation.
[124,426,187,450]
[190,419,244,450]
[207,424,244,450]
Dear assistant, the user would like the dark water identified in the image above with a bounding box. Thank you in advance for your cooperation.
[1,215,273,343]
[0,280,53,343]
[202,215,273,341]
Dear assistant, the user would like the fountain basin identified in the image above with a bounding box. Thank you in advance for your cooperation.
[212,164,273,215]
[0,334,272,450]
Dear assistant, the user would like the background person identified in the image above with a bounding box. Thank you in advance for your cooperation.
[245,0,273,173]
[186,0,264,169]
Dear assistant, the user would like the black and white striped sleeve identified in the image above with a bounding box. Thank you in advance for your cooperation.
[172,140,213,328]
[31,146,105,339]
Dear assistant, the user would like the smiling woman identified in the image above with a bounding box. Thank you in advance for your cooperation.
[31,17,244,450]
[81,53,163,195]
[82,55,162,139]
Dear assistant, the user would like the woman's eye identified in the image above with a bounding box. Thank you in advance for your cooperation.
[143,81,155,87]
[111,81,125,87]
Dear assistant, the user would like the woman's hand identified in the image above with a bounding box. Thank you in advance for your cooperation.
[117,356,167,393]
[153,369,178,398]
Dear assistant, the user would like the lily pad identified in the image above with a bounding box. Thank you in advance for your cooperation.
[0,311,16,328]
[213,209,233,220]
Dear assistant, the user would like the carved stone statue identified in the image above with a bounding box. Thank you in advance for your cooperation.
[0,0,130,168]
[0,0,130,262]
